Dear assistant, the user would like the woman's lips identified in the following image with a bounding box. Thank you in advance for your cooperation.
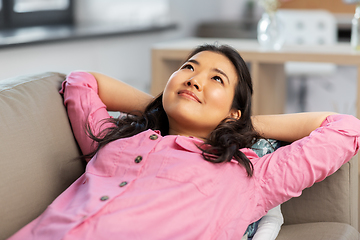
[178,90,201,103]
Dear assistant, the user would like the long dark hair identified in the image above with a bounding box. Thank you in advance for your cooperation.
[86,44,262,176]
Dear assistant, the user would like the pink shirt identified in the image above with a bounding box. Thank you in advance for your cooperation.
[9,71,360,240]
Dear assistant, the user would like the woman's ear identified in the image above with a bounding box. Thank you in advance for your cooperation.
[229,109,241,120]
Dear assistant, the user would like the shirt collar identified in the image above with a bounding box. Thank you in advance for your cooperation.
[174,135,205,154]
[174,134,258,162]
[155,130,258,164]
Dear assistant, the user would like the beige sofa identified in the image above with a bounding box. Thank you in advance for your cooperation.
[0,72,359,240]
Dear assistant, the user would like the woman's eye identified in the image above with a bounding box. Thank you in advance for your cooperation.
[182,64,194,71]
[213,76,224,84]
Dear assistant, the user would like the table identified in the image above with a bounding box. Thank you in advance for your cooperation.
[151,38,360,116]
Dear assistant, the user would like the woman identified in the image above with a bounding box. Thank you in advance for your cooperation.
[9,44,360,240]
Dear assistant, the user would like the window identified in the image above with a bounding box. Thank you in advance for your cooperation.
[14,0,70,13]
[0,1,4,29]
[0,0,73,29]
[77,0,170,26]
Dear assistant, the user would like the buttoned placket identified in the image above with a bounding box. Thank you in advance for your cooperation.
[89,131,162,211]
[74,130,164,227]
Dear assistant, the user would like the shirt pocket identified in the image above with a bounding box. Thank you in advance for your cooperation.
[156,152,222,196]
[86,139,129,177]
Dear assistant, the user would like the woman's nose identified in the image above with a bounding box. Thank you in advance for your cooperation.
[185,78,202,91]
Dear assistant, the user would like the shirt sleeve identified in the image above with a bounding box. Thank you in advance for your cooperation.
[252,114,360,214]
[60,71,115,158]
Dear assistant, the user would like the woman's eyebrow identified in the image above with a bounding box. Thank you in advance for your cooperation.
[188,59,200,65]
[213,68,230,84]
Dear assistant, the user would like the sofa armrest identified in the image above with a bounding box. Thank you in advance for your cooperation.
[0,72,84,240]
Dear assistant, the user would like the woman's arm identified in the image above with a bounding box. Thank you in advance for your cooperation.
[252,114,360,214]
[61,71,154,156]
[89,72,154,114]
[252,112,337,142]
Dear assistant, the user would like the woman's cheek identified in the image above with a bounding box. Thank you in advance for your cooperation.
[208,88,231,108]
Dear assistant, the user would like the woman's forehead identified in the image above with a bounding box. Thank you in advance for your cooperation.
[188,51,238,82]
[189,50,225,61]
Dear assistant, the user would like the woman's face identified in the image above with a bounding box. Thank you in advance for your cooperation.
[162,51,240,139]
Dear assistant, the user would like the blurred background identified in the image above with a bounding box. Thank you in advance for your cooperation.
[0,0,357,115]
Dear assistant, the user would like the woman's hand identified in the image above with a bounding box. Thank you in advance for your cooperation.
[252,112,337,142]
[89,72,154,114]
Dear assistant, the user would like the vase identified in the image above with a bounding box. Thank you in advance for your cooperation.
[257,12,284,50]
[351,3,360,51]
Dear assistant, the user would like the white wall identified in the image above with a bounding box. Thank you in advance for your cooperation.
[1,1,353,114]
[0,0,248,93]
[0,31,178,92]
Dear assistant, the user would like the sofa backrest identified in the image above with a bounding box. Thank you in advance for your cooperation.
[0,72,84,240]
[0,72,358,239]
[281,156,358,229]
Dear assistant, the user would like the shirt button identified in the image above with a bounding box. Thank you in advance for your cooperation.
[149,134,158,140]
[135,155,143,163]
[119,181,128,187]
[100,196,109,201]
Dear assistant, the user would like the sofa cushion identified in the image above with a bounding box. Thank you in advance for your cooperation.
[276,222,359,240]
[0,72,84,240]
